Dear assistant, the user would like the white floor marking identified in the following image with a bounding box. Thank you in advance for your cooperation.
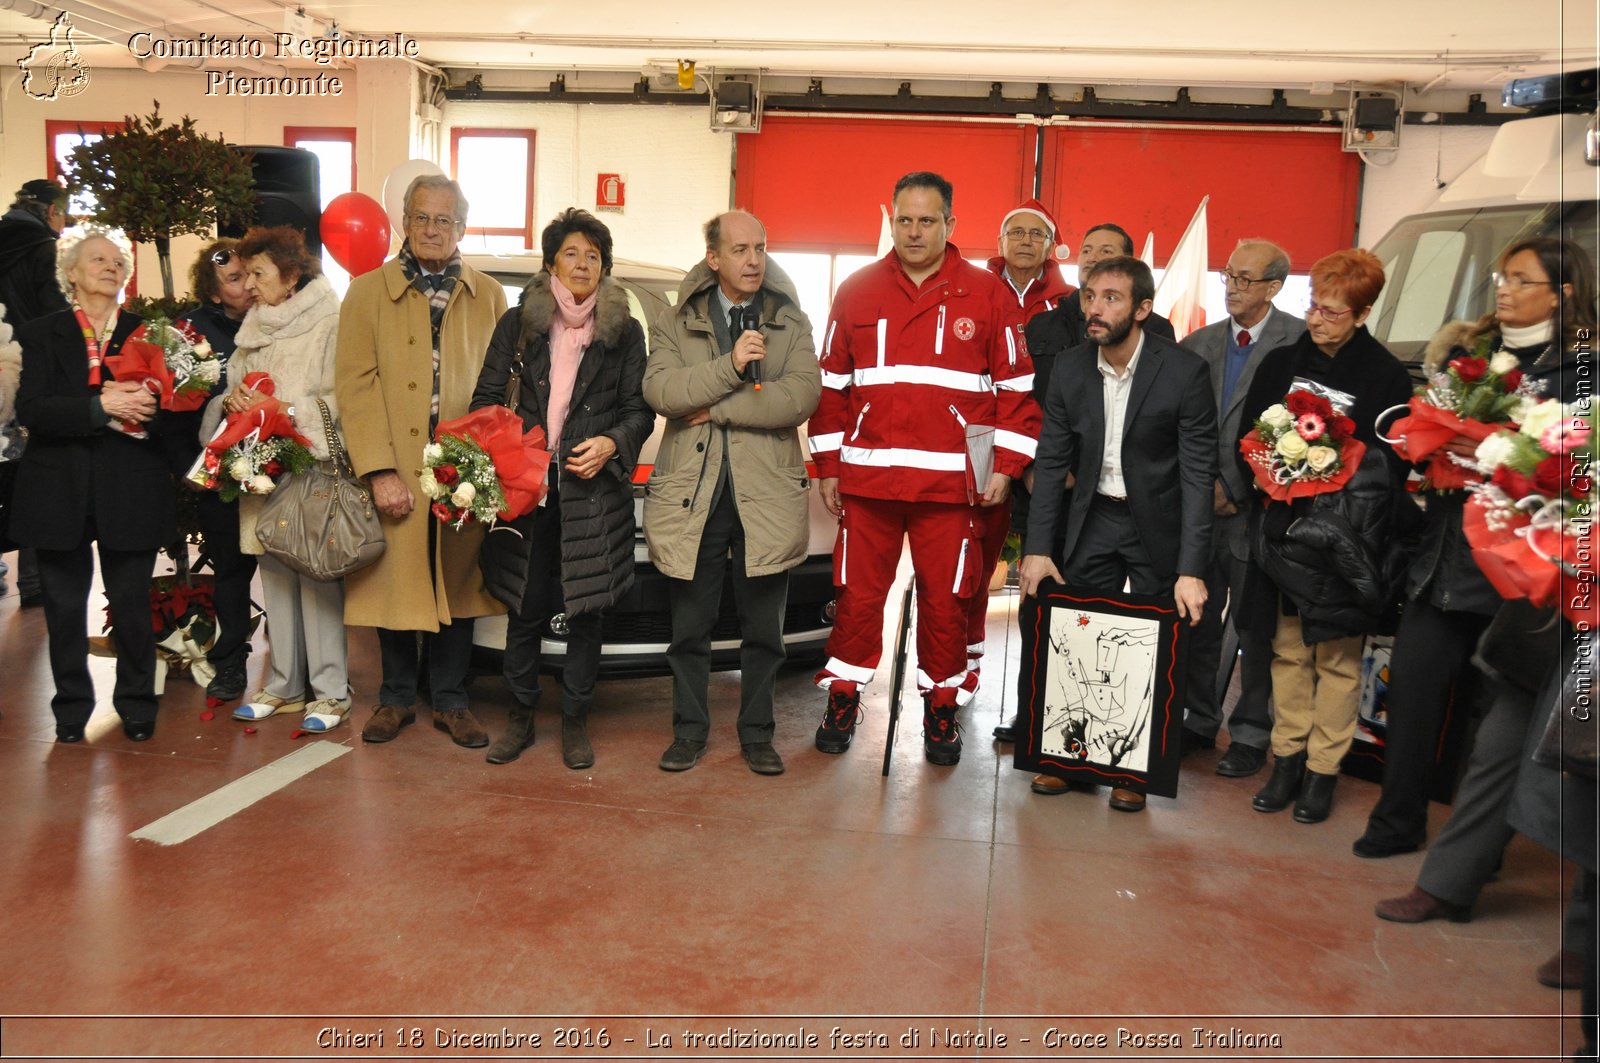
[129,741,351,845]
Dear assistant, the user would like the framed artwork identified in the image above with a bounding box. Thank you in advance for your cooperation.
[1014,583,1188,798]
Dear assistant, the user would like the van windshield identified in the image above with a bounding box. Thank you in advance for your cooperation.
[1366,201,1599,369]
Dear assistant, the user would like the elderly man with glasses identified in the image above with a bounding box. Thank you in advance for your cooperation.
[335,175,508,749]
[1177,239,1306,777]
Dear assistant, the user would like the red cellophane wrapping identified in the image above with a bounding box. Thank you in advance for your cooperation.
[1386,397,1499,490]
[1461,493,1597,627]
[433,406,551,520]
[1239,433,1366,502]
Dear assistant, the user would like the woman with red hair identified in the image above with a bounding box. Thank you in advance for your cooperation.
[1232,248,1416,824]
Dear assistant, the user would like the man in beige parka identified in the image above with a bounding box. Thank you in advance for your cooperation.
[335,175,508,749]
[643,211,821,775]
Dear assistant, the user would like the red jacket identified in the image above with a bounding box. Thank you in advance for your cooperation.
[809,244,1041,504]
[986,256,1076,335]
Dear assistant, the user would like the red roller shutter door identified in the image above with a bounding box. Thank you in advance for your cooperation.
[1040,124,1360,271]
[732,116,1035,253]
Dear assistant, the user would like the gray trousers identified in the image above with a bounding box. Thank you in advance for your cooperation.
[257,554,348,703]
[1185,520,1274,749]
[1417,679,1540,907]
[667,491,787,745]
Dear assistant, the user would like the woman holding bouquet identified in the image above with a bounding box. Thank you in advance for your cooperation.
[471,208,651,769]
[1356,237,1591,859]
[10,230,171,743]
[1375,242,1595,1006]
[1234,248,1414,823]
[216,227,350,731]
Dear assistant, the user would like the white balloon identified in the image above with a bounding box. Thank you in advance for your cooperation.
[382,158,446,230]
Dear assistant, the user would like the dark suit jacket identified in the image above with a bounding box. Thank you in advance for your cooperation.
[11,309,176,551]
[1181,307,1305,558]
[1024,329,1217,584]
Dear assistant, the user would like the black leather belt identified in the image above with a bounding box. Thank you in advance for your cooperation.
[1096,493,1129,504]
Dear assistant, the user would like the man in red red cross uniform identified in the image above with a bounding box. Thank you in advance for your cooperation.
[808,171,1041,766]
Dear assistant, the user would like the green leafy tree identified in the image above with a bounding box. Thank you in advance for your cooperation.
[65,103,255,298]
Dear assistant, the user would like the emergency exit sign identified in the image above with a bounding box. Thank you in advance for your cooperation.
[596,173,625,212]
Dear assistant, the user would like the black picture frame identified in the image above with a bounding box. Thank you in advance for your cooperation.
[1013,582,1188,798]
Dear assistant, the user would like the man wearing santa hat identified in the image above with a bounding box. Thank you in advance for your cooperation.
[977,200,1074,719]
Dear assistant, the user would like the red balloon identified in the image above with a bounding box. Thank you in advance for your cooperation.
[319,192,390,276]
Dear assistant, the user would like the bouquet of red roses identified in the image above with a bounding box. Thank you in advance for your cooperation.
[1463,398,1597,627]
[1239,388,1365,502]
[1380,345,1536,491]
[102,317,223,435]
[420,406,551,529]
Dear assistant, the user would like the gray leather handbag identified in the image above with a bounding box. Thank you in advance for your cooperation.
[255,399,385,581]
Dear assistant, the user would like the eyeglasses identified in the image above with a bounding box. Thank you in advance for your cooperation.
[1221,269,1276,289]
[1306,302,1354,321]
[1492,272,1553,292]
[407,213,463,230]
[210,248,236,266]
[1004,227,1051,243]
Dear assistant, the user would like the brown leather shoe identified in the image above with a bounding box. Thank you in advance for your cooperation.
[1031,774,1069,795]
[1536,949,1582,989]
[1374,886,1472,924]
[361,703,416,744]
[1109,787,1146,812]
[432,707,489,749]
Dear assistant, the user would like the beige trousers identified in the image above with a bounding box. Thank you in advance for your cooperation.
[1269,613,1364,775]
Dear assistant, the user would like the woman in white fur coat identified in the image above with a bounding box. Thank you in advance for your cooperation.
[215,227,350,731]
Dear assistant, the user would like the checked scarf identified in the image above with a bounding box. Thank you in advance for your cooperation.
[397,240,463,427]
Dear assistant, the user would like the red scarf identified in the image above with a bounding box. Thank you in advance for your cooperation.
[73,303,118,386]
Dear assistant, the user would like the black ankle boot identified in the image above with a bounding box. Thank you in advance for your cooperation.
[1293,770,1338,823]
[1252,751,1307,812]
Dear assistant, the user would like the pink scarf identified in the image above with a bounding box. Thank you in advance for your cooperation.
[546,275,596,453]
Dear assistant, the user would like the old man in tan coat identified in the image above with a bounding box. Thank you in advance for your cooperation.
[335,175,507,748]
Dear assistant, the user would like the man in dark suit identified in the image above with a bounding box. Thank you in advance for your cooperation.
[1178,239,1305,777]
[1019,255,1217,812]
[993,221,1177,744]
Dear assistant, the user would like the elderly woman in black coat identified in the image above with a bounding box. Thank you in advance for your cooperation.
[11,230,174,743]
[471,208,651,771]
[1234,248,1415,825]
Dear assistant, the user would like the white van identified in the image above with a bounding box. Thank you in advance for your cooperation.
[464,252,837,676]
[1365,70,1599,371]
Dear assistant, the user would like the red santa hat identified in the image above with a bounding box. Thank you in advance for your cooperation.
[999,198,1065,259]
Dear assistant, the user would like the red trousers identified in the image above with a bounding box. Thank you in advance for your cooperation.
[965,502,1011,675]
[816,495,983,704]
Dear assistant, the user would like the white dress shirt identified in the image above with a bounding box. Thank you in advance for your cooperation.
[1096,333,1146,499]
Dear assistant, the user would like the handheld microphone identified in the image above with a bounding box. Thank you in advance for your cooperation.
[732,304,762,391]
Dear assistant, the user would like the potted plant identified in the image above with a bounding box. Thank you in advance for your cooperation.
[64,103,255,298]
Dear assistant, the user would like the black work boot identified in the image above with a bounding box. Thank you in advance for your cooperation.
[1251,751,1307,813]
[923,695,962,766]
[815,686,861,754]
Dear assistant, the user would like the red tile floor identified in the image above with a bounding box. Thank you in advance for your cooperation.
[0,558,1588,1061]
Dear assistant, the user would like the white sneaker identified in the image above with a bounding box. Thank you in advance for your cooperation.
[302,697,352,732]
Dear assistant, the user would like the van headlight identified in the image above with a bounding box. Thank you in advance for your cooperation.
[548,613,570,637]
[821,600,836,624]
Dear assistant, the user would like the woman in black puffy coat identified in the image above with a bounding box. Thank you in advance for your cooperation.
[1234,248,1414,825]
[1354,236,1585,859]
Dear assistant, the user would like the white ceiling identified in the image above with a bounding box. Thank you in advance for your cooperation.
[1,0,1596,97]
